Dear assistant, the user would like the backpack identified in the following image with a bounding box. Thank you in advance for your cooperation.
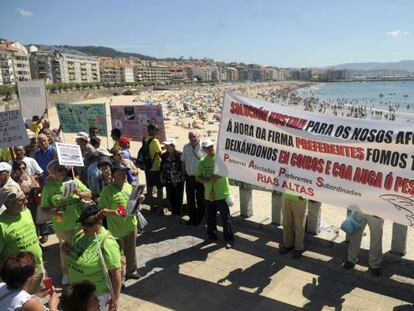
[136,137,155,170]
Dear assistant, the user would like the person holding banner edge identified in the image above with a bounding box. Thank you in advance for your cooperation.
[195,139,234,249]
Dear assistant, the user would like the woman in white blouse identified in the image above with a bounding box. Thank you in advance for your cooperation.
[0,252,58,311]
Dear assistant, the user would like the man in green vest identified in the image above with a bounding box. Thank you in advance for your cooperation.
[0,184,44,293]
[196,140,234,249]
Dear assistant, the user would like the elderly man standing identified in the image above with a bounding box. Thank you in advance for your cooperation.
[34,134,57,185]
[196,140,234,249]
[181,131,205,225]
[0,184,44,293]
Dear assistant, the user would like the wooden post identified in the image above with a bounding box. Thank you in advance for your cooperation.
[271,191,283,225]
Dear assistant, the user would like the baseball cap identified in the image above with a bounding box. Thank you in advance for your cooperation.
[0,162,12,173]
[75,132,90,142]
[97,157,113,168]
[111,164,130,174]
[0,185,24,207]
[201,139,214,149]
[77,202,101,223]
[96,149,112,157]
[162,138,177,146]
[119,137,132,144]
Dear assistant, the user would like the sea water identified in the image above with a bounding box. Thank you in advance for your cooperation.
[296,80,414,121]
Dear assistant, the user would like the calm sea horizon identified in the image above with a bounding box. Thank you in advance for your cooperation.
[297,80,414,114]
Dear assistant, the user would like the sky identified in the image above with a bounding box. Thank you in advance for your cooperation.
[1,0,413,67]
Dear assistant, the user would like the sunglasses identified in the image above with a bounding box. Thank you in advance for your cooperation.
[18,167,27,170]
[81,221,97,227]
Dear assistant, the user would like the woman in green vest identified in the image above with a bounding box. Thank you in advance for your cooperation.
[64,203,122,311]
[40,160,92,285]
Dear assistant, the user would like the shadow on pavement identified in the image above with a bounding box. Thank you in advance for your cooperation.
[42,207,414,310]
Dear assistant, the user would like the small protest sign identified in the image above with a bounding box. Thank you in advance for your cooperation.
[62,180,77,198]
[126,184,145,216]
[0,110,29,148]
[55,143,84,167]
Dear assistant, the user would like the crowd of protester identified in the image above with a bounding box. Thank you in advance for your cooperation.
[0,113,386,310]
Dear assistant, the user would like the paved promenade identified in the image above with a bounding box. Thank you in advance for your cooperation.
[43,205,414,310]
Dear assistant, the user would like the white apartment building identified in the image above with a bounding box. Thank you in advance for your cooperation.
[99,57,135,84]
[226,67,239,81]
[122,66,134,83]
[134,64,171,82]
[53,49,100,83]
[0,44,15,85]
[0,40,32,85]
[11,42,31,82]
[192,66,215,82]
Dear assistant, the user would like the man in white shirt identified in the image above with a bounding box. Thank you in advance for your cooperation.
[181,131,205,225]
[10,146,43,177]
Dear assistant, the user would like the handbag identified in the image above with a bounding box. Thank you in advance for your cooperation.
[340,211,364,235]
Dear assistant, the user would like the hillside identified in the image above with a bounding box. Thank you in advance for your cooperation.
[330,60,414,72]
[58,45,157,60]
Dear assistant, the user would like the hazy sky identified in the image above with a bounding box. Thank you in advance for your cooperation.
[1,0,413,67]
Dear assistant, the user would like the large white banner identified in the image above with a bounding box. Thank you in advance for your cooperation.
[215,93,414,227]
[17,80,47,120]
